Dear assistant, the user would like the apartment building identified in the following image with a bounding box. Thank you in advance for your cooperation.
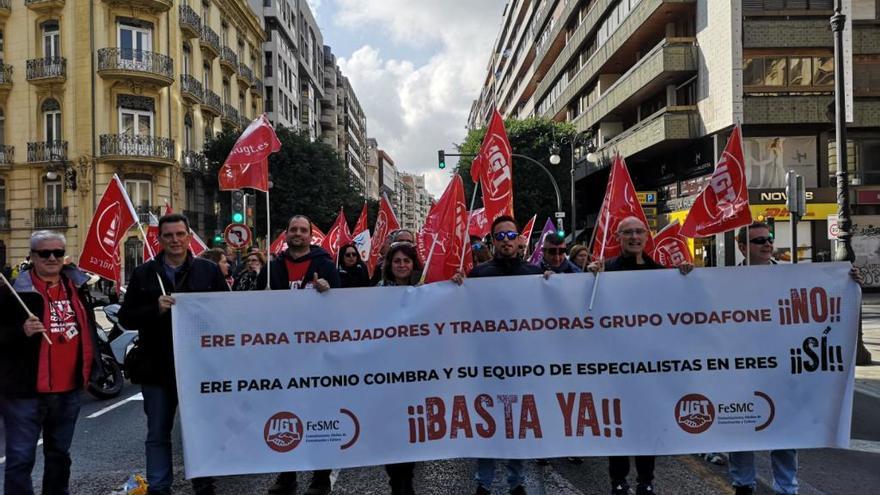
[365,137,381,200]
[251,0,300,129]
[399,172,432,231]
[470,0,880,267]
[0,0,264,273]
[322,46,368,191]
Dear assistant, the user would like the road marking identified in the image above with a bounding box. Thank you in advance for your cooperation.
[0,438,42,465]
[849,438,880,454]
[86,392,143,419]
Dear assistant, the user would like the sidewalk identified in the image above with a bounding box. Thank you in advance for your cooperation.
[856,293,880,398]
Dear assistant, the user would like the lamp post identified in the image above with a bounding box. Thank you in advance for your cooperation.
[831,1,871,365]
[550,131,596,241]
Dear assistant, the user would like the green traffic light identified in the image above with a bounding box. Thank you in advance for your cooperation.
[439,161,446,169]
[232,212,244,223]
[557,230,565,238]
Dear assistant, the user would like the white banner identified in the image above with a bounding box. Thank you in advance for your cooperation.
[172,263,860,478]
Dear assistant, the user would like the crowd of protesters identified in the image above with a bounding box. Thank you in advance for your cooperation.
[0,211,863,495]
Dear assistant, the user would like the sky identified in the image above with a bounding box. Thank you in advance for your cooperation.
[308,0,508,197]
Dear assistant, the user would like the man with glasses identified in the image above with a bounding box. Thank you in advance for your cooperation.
[1,231,101,495]
[471,235,492,265]
[540,234,581,274]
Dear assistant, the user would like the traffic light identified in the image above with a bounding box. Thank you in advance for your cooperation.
[231,190,244,223]
[437,149,446,169]
[244,193,256,228]
[213,232,223,246]
[556,229,566,239]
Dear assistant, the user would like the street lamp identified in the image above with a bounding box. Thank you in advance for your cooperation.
[549,130,596,241]
[511,152,565,235]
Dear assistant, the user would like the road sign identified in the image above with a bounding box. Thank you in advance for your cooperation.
[828,215,839,240]
[224,223,252,249]
[637,191,657,205]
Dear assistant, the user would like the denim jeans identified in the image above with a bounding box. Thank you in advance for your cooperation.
[0,391,82,495]
[729,450,798,494]
[475,458,524,490]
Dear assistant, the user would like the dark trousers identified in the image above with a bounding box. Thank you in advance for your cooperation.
[385,463,415,494]
[0,390,82,495]
[141,384,214,493]
[273,469,333,488]
[609,455,655,486]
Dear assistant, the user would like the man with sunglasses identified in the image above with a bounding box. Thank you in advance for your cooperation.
[470,236,492,265]
[0,231,102,495]
[540,234,581,274]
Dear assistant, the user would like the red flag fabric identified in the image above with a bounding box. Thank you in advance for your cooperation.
[519,214,537,245]
[321,209,352,260]
[649,221,693,268]
[591,154,655,260]
[679,126,751,238]
[368,193,401,277]
[270,232,287,255]
[218,114,281,192]
[143,211,208,261]
[470,109,514,223]
[418,176,471,283]
[353,202,369,237]
[79,175,139,285]
[311,224,327,246]
[468,208,491,238]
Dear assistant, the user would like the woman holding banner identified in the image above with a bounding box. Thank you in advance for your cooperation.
[337,244,371,288]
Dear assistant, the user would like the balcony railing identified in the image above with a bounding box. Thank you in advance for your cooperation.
[0,0,10,13]
[97,48,174,81]
[179,4,201,38]
[238,114,251,128]
[27,140,67,162]
[134,205,163,224]
[251,78,264,97]
[99,134,175,161]
[182,150,208,173]
[199,25,220,56]
[25,0,63,8]
[0,144,14,164]
[26,57,66,81]
[0,64,12,85]
[180,73,203,101]
[202,89,221,113]
[0,209,9,230]
[34,207,68,229]
[220,46,238,69]
[222,103,239,124]
[238,63,253,83]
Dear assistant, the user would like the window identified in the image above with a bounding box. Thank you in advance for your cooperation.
[183,44,192,75]
[42,21,60,59]
[813,57,834,86]
[184,113,193,151]
[42,98,62,142]
[788,57,812,86]
[124,179,151,207]
[118,21,152,61]
[0,108,4,145]
[264,51,273,77]
[743,55,835,90]
[45,181,62,210]
[223,78,230,105]
[0,178,6,211]
[119,107,153,137]
[221,24,228,46]
[239,92,245,116]
[265,86,274,112]
[203,63,213,91]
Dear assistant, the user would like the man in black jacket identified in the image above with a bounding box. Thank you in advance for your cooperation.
[0,231,101,495]
[259,215,339,495]
[119,214,228,495]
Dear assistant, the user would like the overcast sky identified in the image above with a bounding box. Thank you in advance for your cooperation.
[310,0,507,197]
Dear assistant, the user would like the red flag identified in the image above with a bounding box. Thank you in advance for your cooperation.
[218,114,281,192]
[321,209,352,260]
[680,126,751,238]
[468,208,490,238]
[353,202,369,237]
[471,109,513,223]
[519,214,537,244]
[417,176,471,283]
[163,203,173,215]
[311,224,326,246]
[143,210,208,261]
[79,175,139,285]
[649,221,693,268]
[591,154,655,260]
[270,232,287,255]
[368,193,401,276]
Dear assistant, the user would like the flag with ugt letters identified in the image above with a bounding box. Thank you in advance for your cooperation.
[591,154,655,260]
[418,175,471,283]
[649,220,693,268]
[470,109,514,223]
[79,175,139,285]
[321,209,352,260]
[218,114,281,192]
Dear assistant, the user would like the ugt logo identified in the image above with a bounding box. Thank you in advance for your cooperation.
[264,411,304,453]
[675,394,715,434]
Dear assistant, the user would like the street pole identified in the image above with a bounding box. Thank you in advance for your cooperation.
[511,153,565,233]
[550,131,594,241]
[831,1,871,364]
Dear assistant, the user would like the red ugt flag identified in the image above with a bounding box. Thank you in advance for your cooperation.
[79,175,139,285]
[368,193,400,276]
[353,202,369,237]
[418,175,471,283]
[649,220,693,268]
[321,209,352,260]
[471,109,514,223]
[679,126,751,238]
[591,154,655,260]
[218,114,281,192]
[468,208,490,238]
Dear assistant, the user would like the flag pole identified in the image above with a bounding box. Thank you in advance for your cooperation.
[459,182,480,272]
[419,233,440,285]
[588,208,611,311]
[0,272,53,345]
[265,187,271,290]
[116,174,167,296]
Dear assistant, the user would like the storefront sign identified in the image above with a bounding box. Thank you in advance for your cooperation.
[751,204,838,221]
[857,189,880,205]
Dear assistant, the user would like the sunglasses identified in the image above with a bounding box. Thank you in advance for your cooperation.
[749,236,774,245]
[543,247,566,255]
[344,252,358,257]
[33,249,65,259]
[493,231,519,241]
[471,243,483,251]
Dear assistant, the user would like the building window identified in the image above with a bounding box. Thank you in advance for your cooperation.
[743,55,834,91]
[118,95,155,136]
[264,51,273,77]
[183,43,192,75]
[42,98,62,142]
[223,78,230,105]
[42,21,60,59]
[239,91,245,116]
[203,63,213,91]
[184,113,193,151]
[124,179,151,207]
[0,108,4,145]
[265,86,273,112]
[118,21,152,59]
[45,180,62,210]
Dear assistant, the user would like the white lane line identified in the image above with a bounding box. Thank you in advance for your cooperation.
[0,438,42,465]
[86,392,143,419]
[849,439,880,454]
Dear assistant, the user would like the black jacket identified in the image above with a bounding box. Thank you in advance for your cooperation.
[541,258,583,274]
[258,246,341,290]
[339,263,371,288]
[469,256,543,278]
[605,254,663,272]
[0,266,102,398]
[118,253,228,386]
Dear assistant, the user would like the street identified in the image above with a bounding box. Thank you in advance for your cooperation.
[3,297,880,495]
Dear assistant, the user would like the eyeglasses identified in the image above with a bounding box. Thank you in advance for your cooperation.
[344,252,358,258]
[749,236,774,245]
[618,228,647,236]
[493,231,519,241]
[471,243,483,251]
[33,249,65,259]
[543,247,566,255]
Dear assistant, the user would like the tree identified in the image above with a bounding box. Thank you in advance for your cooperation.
[204,126,369,239]
[455,118,575,234]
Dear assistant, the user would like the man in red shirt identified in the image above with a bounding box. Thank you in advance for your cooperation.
[0,231,101,495]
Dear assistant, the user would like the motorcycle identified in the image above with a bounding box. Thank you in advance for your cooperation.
[87,304,138,399]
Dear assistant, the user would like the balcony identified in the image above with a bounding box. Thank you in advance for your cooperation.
[26,57,66,85]
[250,78,264,98]
[0,209,9,230]
[221,103,239,127]
[743,95,880,128]
[199,25,220,59]
[0,144,14,167]
[590,108,699,168]
[0,64,12,98]
[219,46,238,74]
[180,74,203,105]
[238,114,251,129]
[201,89,221,116]
[320,109,335,129]
[25,0,64,13]
[33,207,68,229]
[134,205,163,224]
[27,141,67,163]
[182,150,208,174]
[99,134,175,165]
[0,0,10,21]
[237,63,253,86]
[179,4,201,39]
[97,48,174,87]
[101,0,171,13]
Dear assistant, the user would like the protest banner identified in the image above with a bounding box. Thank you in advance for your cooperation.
[172,263,859,478]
